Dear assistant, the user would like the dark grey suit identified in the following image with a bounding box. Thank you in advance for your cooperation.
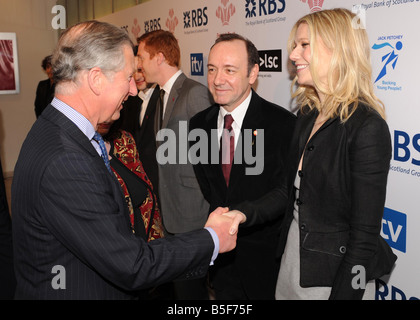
[11,104,213,300]
[155,72,214,299]
[156,73,214,234]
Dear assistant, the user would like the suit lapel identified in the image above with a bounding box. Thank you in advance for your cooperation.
[139,85,159,140]
[298,109,317,157]
[228,90,263,190]
[161,73,186,129]
[204,106,228,192]
[297,108,337,156]
[43,105,97,158]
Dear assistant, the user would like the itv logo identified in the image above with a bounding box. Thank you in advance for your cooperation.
[381,207,406,253]
[191,53,204,76]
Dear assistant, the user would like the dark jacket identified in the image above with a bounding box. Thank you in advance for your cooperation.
[12,104,213,299]
[34,79,55,118]
[278,103,397,299]
[190,90,296,299]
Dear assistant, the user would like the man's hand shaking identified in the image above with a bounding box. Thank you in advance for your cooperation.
[205,207,247,253]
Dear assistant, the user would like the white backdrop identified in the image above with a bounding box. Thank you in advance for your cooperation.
[100,0,420,300]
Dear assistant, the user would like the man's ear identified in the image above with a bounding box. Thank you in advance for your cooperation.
[156,51,165,66]
[87,67,103,95]
[248,64,259,85]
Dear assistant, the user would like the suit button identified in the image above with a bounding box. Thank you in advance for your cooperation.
[307,145,314,151]
[339,246,346,254]
[300,223,306,231]
[298,170,303,177]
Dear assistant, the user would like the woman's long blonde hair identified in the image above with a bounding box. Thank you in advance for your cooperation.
[288,8,385,121]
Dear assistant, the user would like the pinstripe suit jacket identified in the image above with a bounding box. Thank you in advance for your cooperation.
[11,104,213,300]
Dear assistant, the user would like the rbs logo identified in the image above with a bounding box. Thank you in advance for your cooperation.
[393,130,420,165]
[381,207,406,253]
[245,0,286,18]
[191,54,204,76]
[144,18,161,32]
[184,7,208,28]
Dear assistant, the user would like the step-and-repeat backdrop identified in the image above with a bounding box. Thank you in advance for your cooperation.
[100,0,420,300]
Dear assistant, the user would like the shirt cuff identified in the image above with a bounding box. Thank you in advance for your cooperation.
[204,227,219,265]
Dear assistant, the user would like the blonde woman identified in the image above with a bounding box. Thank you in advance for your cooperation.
[275,8,397,299]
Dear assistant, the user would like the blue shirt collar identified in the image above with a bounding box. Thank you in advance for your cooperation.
[50,97,96,141]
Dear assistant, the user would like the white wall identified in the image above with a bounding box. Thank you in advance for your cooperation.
[0,0,58,175]
[99,0,420,300]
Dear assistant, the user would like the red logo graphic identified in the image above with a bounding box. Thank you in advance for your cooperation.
[166,8,179,33]
[300,0,324,12]
[131,18,141,39]
[216,0,236,26]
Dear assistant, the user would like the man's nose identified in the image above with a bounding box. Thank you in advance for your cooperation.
[128,77,137,96]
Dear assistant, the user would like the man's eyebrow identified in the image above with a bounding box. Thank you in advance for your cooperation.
[207,63,238,69]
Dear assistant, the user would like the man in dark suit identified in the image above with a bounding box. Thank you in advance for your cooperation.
[118,66,160,194]
[189,33,296,299]
[34,55,55,118]
[11,21,242,300]
[137,30,214,299]
[0,156,15,299]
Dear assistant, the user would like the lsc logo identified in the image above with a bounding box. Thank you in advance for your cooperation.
[258,50,282,72]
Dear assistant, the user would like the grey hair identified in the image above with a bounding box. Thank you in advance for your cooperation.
[52,20,133,89]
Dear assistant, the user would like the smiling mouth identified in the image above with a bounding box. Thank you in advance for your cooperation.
[296,64,309,72]
[214,87,229,93]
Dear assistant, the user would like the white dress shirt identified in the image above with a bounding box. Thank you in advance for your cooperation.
[138,83,157,126]
[160,70,183,116]
[217,90,252,149]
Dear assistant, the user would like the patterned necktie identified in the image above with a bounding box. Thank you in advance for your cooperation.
[220,114,235,186]
[93,132,112,174]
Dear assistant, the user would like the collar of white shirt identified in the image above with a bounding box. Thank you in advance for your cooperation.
[160,70,183,112]
[217,90,252,147]
[138,83,157,125]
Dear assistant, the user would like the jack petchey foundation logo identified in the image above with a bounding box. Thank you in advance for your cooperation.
[372,35,403,92]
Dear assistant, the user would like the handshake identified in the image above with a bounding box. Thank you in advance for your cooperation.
[205,207,246,253]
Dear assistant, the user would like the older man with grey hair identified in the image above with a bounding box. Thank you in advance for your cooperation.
[11,20,242,300]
